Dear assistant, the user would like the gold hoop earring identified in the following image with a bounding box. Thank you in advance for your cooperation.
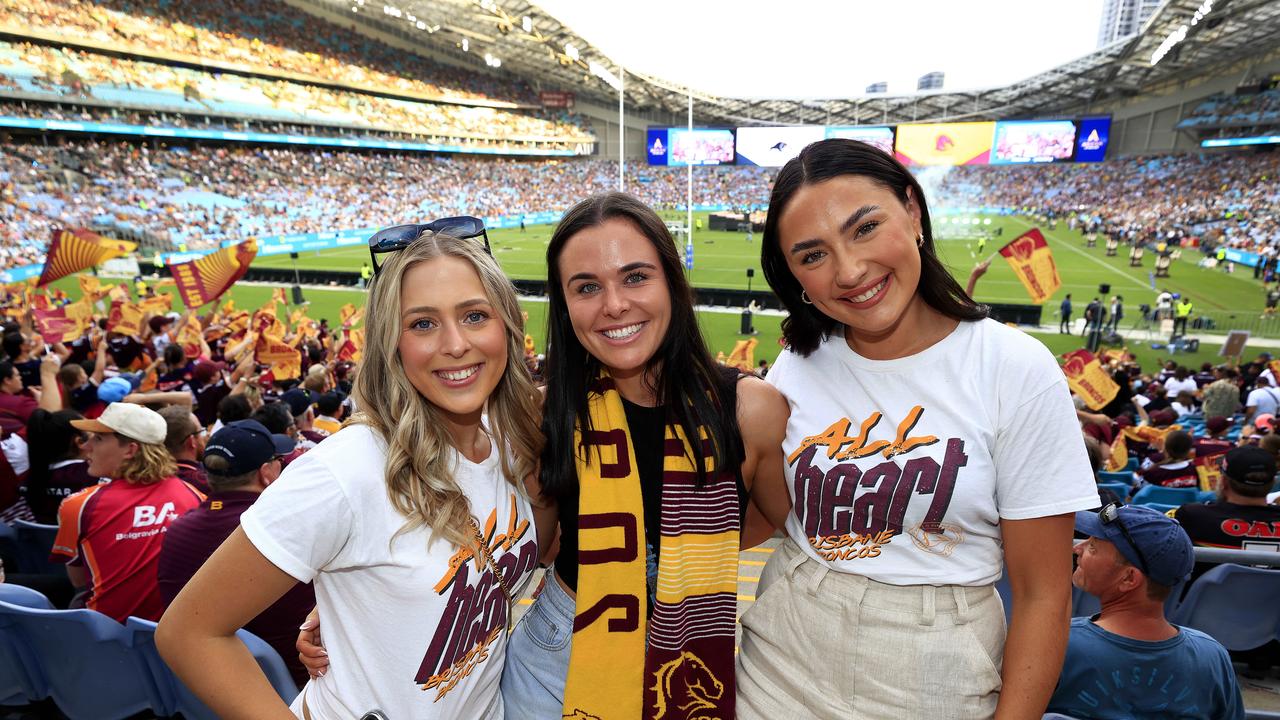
[801,290,813,305]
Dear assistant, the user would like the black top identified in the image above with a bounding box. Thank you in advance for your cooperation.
[556,370,749,594]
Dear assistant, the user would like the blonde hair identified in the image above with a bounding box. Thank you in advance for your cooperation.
[353,232,543,549]
[118,440,178,485]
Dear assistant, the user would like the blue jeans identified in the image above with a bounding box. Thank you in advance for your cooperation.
[501,568,573,719]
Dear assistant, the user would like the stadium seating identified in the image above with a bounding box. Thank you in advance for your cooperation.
[0,601,164,719]
[127,617,298,718]
[9,520,60,575]
[1170,564,1280,652]
[0,584,52,609]
[0,41,595,149]
[1131,485,1200,507]
[0,588,50,706]
[1097,470,1134,486]
[1096,481,1130,499]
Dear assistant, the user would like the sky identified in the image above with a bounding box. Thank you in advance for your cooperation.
[534,0,1107,101]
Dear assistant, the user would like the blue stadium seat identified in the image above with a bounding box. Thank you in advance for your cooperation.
[10,520,63,575]
[126,617,298,718]
[1170,564,1280,651]
[1098,470,1135,485]
[0,599,46,707]
[1131,485,1199,506]
[0,584,52,610]
[1196,490,1216,503]
[1136,502,1179,514]
[0,603,165,719]
[1124,457,1139,472]
[1096,482,1130,499]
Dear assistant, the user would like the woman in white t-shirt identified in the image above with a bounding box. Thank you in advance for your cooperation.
[737,139,1100,719]
[157,229,550,719]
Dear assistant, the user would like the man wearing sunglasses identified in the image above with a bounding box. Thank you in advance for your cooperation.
[1044,504,1243,719]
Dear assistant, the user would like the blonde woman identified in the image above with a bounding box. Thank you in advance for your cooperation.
[157,228,550,719]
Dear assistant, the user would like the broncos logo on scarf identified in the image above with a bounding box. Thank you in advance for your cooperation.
[650,651,724,720]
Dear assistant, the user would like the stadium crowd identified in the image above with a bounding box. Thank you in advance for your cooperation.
[935,152,1280,256]
[0,0,539,105]
[0,41,594,143]
[0,140,775,256]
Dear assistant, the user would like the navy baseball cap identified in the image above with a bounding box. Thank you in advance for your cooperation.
[280,388,316,418]
[1075,505,1194,587]
[203,419,295,476]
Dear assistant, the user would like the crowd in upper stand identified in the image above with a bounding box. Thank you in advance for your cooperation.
[0,41,594,145]
[0,0,538,105]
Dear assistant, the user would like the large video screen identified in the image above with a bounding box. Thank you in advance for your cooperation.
[991,120,1076,164]
[894,122,995,166]
[825,126,894,154]
[1075,117,1111,162]
[735,126,825,166]
[641,128,735,166]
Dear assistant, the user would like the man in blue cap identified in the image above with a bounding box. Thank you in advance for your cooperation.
[156,419,313,684]
[1045,504,1243,719]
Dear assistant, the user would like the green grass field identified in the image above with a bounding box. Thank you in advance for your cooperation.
[244,211,1278,367]
[54,211,1276,372]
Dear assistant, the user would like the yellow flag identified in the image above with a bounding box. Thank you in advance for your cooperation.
[139,294,173,315]
[998,228,1061,304]
[340,303,364,329]
[1061,349,1120,410]
[1105,434,1128,472]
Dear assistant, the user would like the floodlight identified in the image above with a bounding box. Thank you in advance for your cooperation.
[522,15,532,32]
[564,43,579,61]
[462,38,469,52]
[416,20,425,29]
[589,61,622,91]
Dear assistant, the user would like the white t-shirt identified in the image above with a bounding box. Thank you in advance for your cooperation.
[1247,386,1280,417]
[767,319,1099,586]
[1163,377,1199,397]
[241,424,539,720]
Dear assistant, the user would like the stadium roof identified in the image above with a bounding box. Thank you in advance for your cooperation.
[306,0,1280,125]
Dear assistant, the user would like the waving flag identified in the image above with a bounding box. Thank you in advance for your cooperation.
[38,228,136,286]
[1061,349,1120,410]
[998,229,1061,304]
[33,306,88,343]
[256,333,301,379]
[167,240,258,309]
[339,303,364,329]
[106,301,144,336]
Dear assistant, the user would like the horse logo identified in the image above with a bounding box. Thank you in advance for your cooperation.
[650,651,724,720]
[1008,235,1037,263]
[1062,355,1087,379]
[563,710,601,720]
[908,521,965,557]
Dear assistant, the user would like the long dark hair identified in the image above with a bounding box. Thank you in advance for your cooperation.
[761,138,987,356]
[24,409,86,504]
[541,192,738,501]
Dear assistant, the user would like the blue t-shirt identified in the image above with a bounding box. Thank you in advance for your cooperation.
[1047,617,1244,720]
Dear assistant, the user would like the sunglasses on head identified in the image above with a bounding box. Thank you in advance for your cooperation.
[1098,502,1150,576]
[367,216,490,275]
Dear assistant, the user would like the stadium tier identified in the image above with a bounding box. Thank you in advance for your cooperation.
[0,40,594,152]
[0,0,538,106]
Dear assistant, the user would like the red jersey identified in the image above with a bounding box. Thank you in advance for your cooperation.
[51,477,204,622]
